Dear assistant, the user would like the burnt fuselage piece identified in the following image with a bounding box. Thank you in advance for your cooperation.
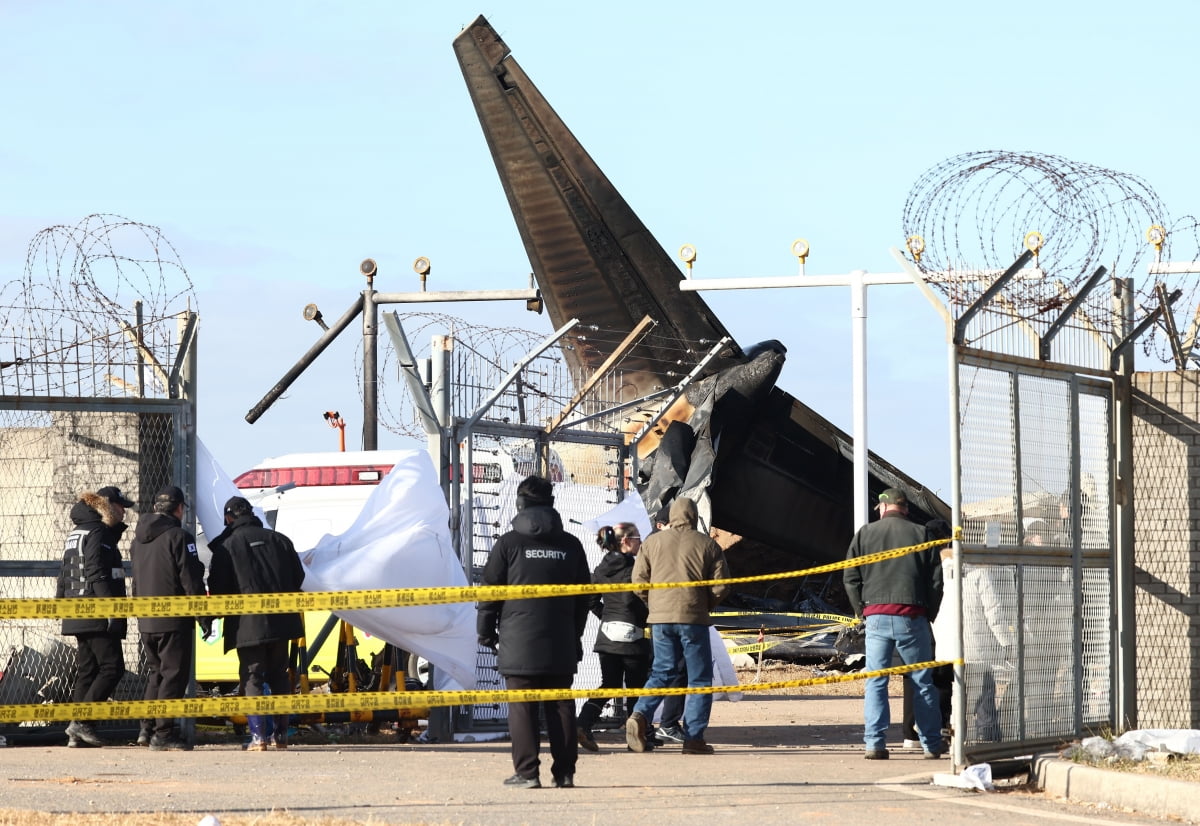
[453,16,948,568]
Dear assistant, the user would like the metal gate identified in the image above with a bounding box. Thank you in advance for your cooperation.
[419,321,633,732]
[954,351,1115,763]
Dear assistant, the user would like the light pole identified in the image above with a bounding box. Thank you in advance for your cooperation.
[678,242,938,529]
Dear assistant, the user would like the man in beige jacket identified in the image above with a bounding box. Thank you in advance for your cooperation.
[625,497,730,755]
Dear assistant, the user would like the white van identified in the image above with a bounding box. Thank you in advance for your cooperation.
[233,450,413,549]
[198,450,414,689]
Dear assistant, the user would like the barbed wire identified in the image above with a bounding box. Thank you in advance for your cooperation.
[0,214,196,401]
[902,150,1199,364]
[361,313,665,440]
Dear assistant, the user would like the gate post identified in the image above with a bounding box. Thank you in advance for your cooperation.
[1113,277,1138,729]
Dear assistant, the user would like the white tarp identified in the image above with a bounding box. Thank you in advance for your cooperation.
[195,442,477,691]
[583,495,653,542]
[195,438,267,541]
[298,450,478,690]
[1072,729,1200,762]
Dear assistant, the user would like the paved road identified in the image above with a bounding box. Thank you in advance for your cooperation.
[0,693,1172,825]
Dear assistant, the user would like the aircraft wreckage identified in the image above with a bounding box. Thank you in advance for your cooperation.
[452,14,948,598]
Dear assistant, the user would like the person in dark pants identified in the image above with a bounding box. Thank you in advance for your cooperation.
[130,485,208,751]
[576,523,651,751]
[477,475,591,789]
[207,495,306,751]
[56,485,134,748]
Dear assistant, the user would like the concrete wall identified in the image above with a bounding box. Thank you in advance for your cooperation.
[1131,370,1200,728]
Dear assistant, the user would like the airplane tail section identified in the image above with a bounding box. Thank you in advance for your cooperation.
[453,16,741,398]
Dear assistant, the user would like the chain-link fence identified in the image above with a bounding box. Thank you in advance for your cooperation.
[0,398,191,743]
[1130,370,1200,729]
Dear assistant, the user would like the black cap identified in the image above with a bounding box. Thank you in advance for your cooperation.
[223,496,253,517]
[154,485,186,508]
[514,475,553,509]
[878,487,908,506]
[96,486,134,508]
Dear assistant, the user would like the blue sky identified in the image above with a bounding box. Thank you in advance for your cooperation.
[2,1,1197,498]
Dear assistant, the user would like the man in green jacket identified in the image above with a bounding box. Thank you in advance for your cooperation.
[843,488,944,761]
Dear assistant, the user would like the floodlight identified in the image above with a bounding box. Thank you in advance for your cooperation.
[906,235,925,262]
[303,303,328,331]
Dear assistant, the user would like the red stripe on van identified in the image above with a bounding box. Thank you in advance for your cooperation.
[233,466,394,489]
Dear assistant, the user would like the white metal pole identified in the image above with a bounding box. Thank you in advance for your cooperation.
[851,270,869,529]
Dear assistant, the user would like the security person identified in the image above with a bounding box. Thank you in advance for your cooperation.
[130,484,208,751]
[56,485,134,748]
[207,495,305,751]
[477,475,591,789]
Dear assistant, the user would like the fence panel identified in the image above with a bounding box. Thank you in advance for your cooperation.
[957,355,1113,762]
[457,426,628,731]
[0,398,190,743]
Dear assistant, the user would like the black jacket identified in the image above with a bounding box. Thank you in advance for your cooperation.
[843,513,943,619]
[207,513,306,651]
[476,505,591,677]
[590,550,650,657]
[130,510,207,633]
[56,492,128,637]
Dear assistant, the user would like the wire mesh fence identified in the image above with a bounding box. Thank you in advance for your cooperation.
[456,426,629,731]
[0,398,190,742]
[957,356,1113,760]
[1129,370,1200,729]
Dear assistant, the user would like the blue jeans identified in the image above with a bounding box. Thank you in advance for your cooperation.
[632,624,713,741]
[863,613,942,753]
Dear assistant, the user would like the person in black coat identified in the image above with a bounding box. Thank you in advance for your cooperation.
[576,523,651,751]
[130,485,208,751]
[207,496,306,750]
[56,486,133,748]
[477,475,591,790]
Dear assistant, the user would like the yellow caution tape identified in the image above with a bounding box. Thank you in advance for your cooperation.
[725,633,823,653]
[711,611,856,625]
[0,660,960,723]
[722,623,847,655]
[718,621,852,636]
[0,533,954,621]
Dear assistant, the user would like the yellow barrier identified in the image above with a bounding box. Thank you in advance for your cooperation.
[0,659,961,723]
[0,533,954,621]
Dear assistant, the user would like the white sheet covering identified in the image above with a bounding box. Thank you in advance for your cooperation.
[294,450,478,690]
